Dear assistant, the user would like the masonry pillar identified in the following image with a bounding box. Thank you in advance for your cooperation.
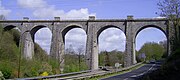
[50,21,65,73]
[132,39,137,64]
[86,16,99,70]
[167,21,174,56]
[58,32,65,73]
[21,17,34,60]
[124,16,137,67]
[21,30,34,59]
[50,23,59,59]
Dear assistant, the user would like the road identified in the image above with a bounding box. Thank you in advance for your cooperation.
[101,61,162,80]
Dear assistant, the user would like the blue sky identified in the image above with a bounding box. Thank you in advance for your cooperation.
[2,0,159,19]
[0,0,167,53]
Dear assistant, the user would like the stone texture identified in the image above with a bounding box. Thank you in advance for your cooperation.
[0,16,173,72]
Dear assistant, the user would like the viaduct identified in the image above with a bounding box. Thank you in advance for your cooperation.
[0,16,174,72]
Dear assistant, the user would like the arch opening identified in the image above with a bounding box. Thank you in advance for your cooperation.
[98,27,126,67]
[34,27,52,54]
[64,27,87,73]
[97,25,124,40]
[62,25,82,43]
[30,25,47,42]
[135,27,167,63]
[135,25,167,38]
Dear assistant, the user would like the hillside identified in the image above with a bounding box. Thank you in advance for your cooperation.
[0,27,60,79]
[0,26,89,79]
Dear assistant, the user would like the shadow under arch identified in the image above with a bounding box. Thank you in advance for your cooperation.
[62,25,86,43]
[3,25,18,31]
[3,25,21,46]
[97,25,126,44]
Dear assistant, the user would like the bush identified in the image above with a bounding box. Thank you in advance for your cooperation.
[40,72,48,76]
[0,62,13,79]
[39,62,53,75]
[0,71,5,80]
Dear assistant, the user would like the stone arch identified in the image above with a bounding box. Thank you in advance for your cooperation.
[135,25,167,39]
[134,25,168,62]
[61,24,86,42]
[30,25,52,42]
[97,25,126,44]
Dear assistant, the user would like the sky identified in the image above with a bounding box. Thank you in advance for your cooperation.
[0,0,167,53]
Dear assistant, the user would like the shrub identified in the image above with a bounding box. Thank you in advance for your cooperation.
[0,61,15,79]
[0,64,12,79]
[40,72,48,76]
[0,71,5,80]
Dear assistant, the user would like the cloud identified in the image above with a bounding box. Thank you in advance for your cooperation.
[65,28,87,51]
[17,0,47,9]
[35,27,126,54]
[19,0,125,53]
[99,28,126,52]
[17,0,95,19]
[17,0,95,54]
[35,28,52,54]
[0,4,11,16]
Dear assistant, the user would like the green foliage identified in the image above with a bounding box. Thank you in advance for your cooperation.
[0,30,19,62]
[141,50,180,80]
[64,54,88,73]
[21,60,53,77]
[48,58,60,74]
[140,1,180,79]
[137,42,165,62]
[0,27,20,79]
[167,47,180,62]
[99,50,124,67]
[40,71,48,76]
[0,71,5,80]
[158,0,180,51]
[0,27,59,78]
[34,43,48,61]
[0,61,13,79]
[0,26,91,78]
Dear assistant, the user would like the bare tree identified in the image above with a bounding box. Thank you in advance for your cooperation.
[77,45,84,71]
[157,0,180,50]
[65,44,75,54]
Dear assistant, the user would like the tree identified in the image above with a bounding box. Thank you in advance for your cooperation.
[65,44,75,54]
[99,50,124,67]
[157,0,180,50]
[104,51,110,66]
[77,45,84,71]
[138,42,165,61]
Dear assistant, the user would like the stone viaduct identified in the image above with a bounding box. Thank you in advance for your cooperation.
[0,16,174,72]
